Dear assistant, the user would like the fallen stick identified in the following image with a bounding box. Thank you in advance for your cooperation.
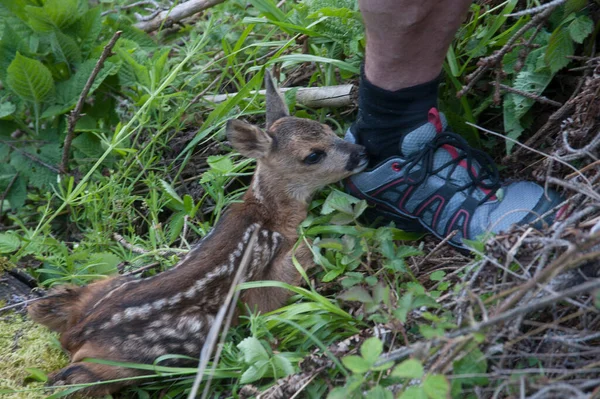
[201,84,356,109]
[134,0,226,32]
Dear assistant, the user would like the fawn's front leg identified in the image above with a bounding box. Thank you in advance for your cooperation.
[48,361,144,396]
[241,242,314,314]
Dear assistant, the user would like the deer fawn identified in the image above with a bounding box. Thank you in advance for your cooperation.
[28,71,368,396]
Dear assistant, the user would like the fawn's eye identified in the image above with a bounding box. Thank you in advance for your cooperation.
[303,151,325,165]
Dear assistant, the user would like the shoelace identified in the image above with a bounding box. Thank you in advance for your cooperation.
[403,131,502,204]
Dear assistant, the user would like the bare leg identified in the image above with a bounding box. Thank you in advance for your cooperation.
[359,0,472,91]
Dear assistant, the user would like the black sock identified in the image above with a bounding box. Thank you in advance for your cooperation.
[352,67,441,164]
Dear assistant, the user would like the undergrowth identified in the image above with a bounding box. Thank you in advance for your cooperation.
[0,0,598,398]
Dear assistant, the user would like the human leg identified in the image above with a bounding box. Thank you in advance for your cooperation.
[347,1,563,249]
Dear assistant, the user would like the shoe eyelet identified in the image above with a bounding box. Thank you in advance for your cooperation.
[391,162,402,172]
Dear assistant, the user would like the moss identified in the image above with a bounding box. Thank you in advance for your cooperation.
[0,312,68,399]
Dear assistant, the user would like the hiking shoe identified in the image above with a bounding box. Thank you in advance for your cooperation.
[344,108,563,249]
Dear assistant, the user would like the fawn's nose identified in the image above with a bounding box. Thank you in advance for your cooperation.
[346,146,369,172]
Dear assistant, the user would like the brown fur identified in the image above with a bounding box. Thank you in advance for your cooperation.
[28,71,368,396]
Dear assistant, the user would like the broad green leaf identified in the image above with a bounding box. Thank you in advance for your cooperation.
[338,286,373,303]
[0,101,15,119]
[50,30,82,66]
[24,367,47,382]
[271,354,294,377]
[392,359,424,379]
[321,189,358,215]
[453,348,488,386]
[423,374,450,399]
[0,232,20,253]
[545,28,575,73]
[399,386,428,399]
[207,155,234,173]
[87,252,120,275]
[5,175,27,210]
[237,337,269,364]
[568,15,594,44]
[564,0,588,15]
[25,0,78,32]
[160,179,184,205]
[56,60,119,107]
[366,386,393,399]
[239,360,269,384]
[76,7,102,58]
[6,52,55,104]
[430,270,445,281]
[341,355,371,374]
[360,337,383,364]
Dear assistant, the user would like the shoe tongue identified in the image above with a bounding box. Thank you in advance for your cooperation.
[400,110,448,157]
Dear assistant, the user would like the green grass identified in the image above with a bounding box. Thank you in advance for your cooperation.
[0,0,596,397]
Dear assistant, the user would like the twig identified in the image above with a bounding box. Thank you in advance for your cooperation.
[134,0,226,32]
[113,233,148,254]
[504,77,585,163]
[188,228,259,399]
[498,83,563,107]
[447,277,600,339]
[457,5,557,98]
[0,140,60,173]
[0,172,18,215]
[466,122,592,187]
[121,262,160,277]
[60,31,122,174]
[505,0,568,17]
[101,0,160,16]
[202,84,356,109]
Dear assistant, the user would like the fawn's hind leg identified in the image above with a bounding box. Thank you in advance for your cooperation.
[48,361,145,397]
[28,286,83,333]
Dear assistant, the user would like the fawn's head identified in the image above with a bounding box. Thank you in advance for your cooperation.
[226,71,368,203]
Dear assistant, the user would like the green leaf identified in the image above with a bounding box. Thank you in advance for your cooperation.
[430,270,445,281]
[366,386,393,399]
[392,359,424,379]
[0,101,15,119]
[237,337,269,364]
[56,60,119,108]
[50,30,82,66]
[399,386,428,399]
[240,360,269,384]
[76,7,102,58]
[87,252,120,275]
[25,0,79,32]
[545,28,575,73]
[360,337,383,364]
[24,367,48,382]
[5,175,26,210]
[341,355,371,374]
[568,15,594,44]
[207,155,234,173]
[423,374,450,399]
[564,0,588,15]
[160,179,184,205]
[453,348,488,386]
[321,189,358,215]
[6,52,55,104]
[271,354,294,378]
[0,232,20,254]
[338,286,373,303]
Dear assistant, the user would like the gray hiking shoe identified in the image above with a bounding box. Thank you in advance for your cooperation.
[345,108,564,249]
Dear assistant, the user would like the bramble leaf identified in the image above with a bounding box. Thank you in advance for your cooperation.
[6,52,55,104]
[545,28,575,73]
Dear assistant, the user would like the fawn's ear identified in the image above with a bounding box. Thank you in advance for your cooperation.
[265,70,289,129]
[226,119,273,159]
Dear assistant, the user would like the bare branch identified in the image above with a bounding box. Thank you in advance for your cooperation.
[202,84,356,109]
[134,0,226,32]
[61,31,122,174]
